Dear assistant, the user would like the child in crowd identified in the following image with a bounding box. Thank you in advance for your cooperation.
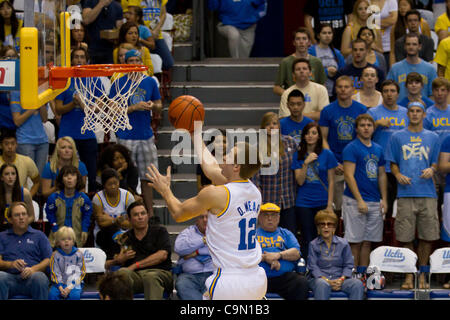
[49,226,86,300]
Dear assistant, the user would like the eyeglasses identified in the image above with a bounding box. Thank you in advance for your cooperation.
[318,222,335,228]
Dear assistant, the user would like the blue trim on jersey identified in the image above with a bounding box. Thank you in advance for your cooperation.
[209,268,221,299]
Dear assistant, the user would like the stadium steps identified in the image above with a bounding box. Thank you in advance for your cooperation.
[155,57,279,246]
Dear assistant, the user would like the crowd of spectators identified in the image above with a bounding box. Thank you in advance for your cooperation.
[1,0,450,301]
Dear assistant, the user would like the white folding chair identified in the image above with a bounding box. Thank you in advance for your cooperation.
[78,247,107,273]
[427,248,450,299]
[368,246,418,299]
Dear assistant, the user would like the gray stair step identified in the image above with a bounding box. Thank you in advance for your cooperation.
[172,58,280,82]
[173,42,193,61]
[158,102,278,128]
[154,199,198,225]
[169,81,278,103]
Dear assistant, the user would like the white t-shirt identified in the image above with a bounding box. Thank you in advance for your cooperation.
[279,82,330,118]
[372,0,398,52]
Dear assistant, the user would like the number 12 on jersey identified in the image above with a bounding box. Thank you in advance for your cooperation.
[238,217,257,250]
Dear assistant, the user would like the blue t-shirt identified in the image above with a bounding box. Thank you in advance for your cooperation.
[318,100,367,163]
[0,92,15,130]
[41,160,88,187]
[385,128,440,198]
[440,135,450,193]
[291,149,338,207]
[0,227,52,274]
[139,24,152,40]
[368,104,408,172]
[10,91,48,144]
[387,59,437,101]
[343,139,385,202]
[55,77,103,140]
[109,75,160,140]
[280,116,313,145]
[256,226,300,278]
[397,96,435,109]
[423,105,450,145]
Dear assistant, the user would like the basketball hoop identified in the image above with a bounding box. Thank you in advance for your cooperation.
[49,64,148,134]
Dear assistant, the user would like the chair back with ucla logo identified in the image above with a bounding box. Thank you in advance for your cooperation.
[428,248,450,298]
[79,247,106,273]
[368,246,418,299]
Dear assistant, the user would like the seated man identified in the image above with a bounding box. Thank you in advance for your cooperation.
[0,129,40,197]
[256,203,309,300]
[113,201,173,300]
[0,202,52,300]
[174,212,213,300]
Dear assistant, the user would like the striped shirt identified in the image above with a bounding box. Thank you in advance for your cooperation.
[252,135,297,209]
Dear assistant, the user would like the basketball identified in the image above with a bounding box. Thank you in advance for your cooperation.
[168,95,205,132]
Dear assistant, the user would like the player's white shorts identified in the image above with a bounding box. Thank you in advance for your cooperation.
[204,266,267,300]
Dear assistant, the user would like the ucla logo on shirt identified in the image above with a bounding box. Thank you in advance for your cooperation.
[433,118,450,127]
[337,118,354,141]
[306,162,320,182]
[365,158,378,179]
[257,235,284,249]
[398,74,407,83]
[304,93,312,103]
[130,88,146,105]
[381,116,405,127]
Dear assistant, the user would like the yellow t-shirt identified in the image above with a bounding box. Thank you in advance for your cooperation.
[435,36,450,81]
[3,19,23,48]
[133,0,167,40]
[435,13,450,34]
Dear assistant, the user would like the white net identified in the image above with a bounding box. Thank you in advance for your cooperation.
[75,71,146,134]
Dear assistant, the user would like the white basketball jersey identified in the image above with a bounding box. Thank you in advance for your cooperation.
[206,180,262,270]
[93,188,134,235]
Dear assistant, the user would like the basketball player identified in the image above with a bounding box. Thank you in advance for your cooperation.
[146,126,267,300]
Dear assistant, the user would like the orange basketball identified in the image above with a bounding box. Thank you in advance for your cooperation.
[168,95,205,133]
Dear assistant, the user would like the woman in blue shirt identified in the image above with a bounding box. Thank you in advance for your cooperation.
[307,210,364,300]
[292,122,337,260]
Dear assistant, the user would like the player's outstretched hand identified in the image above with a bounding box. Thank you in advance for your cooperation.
[146,164,171,195]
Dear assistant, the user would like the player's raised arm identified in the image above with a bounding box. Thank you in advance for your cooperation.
[193,122,228,186]
[146,164,227,222]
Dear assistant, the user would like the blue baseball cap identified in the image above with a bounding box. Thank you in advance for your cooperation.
[125,49,142,62]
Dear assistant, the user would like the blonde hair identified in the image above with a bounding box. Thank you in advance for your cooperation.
[54,226,76,245]
[50,136,79,172]
[260,112,285,158]
[314,209,338,226]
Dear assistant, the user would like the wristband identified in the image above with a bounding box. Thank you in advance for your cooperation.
[195,249,199,256]
[339,276,345,282]
[135,262,140,269]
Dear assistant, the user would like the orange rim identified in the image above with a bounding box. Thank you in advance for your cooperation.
[49,64,149,89]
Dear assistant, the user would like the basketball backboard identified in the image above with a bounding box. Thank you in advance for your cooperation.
[17,0,71,109]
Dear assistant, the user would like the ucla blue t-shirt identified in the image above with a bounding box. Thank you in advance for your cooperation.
[41,160,88,187]
[423,105,450,145]
[110,75,160,140]
[10,91,48,144]
[280,116,313,145]
[291,149,338,207]
[343,139,385,202]
[387,59,437,101]
[256,227,300,278]
[0,92,15,130]
[368,104,408,172]
[318,100,367,163]
[398,96,435,109]
[440,135,450,193]
[385,128,440,198]
[55,77,103,140]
